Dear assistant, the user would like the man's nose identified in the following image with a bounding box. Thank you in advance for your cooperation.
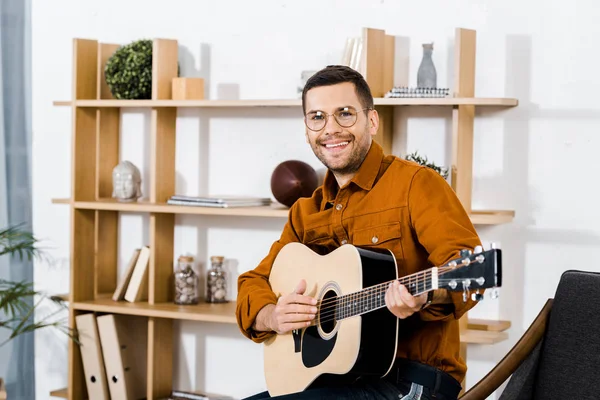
[324,114,342,135]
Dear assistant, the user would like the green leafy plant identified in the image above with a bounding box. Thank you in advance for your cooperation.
[0,225,77,347]
[405,151,449,179]
[105,39,180,100]
[105,39,154,99]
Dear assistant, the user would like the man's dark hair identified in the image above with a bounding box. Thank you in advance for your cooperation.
[301,65,374,114]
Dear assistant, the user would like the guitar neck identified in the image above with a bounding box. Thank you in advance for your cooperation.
[333,268,438,321]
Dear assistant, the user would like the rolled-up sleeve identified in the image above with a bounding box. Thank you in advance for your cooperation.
[407,167,483,322]
[236,205,303,342]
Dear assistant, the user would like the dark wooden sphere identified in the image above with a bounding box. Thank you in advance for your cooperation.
[270,160,318,207]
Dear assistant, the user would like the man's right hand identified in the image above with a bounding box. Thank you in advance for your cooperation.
[254,279,317,334]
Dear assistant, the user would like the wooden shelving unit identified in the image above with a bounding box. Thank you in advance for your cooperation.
[51,27,517,399]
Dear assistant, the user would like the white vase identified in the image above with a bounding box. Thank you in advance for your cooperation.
[417,43,437,88]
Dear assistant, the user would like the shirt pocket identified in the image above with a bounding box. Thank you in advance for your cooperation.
[352,221,402,248]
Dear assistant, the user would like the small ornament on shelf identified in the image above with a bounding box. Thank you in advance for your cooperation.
[385,87,450,98]
[174,255,199,305]
[417,42,437,88]
[112,160,142,202]
[206,256,228,303]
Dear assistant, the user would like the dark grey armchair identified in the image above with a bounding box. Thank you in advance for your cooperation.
[460,270,600,400]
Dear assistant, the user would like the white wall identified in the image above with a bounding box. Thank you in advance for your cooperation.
[32,0,600,399]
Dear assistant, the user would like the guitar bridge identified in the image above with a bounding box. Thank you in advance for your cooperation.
[292,329,302,353]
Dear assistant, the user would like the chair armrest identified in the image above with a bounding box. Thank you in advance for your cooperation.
[459,299,553,400]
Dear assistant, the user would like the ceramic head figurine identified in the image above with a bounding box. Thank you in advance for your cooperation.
[112,160,142,202]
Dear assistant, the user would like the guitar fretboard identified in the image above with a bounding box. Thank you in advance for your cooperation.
[332,269,436,321]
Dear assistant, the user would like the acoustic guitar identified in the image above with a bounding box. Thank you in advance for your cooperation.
[264,242,502,396]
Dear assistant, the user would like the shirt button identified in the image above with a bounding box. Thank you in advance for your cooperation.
[335,204,343,211]
[371,236,379,244]
[341,239,348,245]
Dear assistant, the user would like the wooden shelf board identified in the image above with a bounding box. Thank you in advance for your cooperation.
[469,209,515,225]
[51,198,70,204]
[53,97,518,108]
[52,198,513,225]
[71,299,506,344]
[63,198,290,218]
[49,387,68,398]
[467,319,511,332]
[460,329,509,344]
[72,298,237,324]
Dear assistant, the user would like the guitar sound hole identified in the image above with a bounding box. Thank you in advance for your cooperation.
[319,290,337,334]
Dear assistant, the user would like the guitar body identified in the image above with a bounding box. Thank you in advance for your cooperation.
[265,243,399,396]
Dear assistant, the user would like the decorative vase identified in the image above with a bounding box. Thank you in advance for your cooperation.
[174,255,199,305]
[206,256,228,303]
[417,43,437,89]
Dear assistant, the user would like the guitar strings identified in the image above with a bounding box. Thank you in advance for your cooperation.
[309,279,480,326]
[313,277,468,324]
[308,266,481,324]
[313,278,478,326]
[314,270,474,318]
[314,265,457,310]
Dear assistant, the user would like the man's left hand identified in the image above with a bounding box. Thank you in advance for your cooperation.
[385,280,427,319]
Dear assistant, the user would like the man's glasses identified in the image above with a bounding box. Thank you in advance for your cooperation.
[304,106,371,132]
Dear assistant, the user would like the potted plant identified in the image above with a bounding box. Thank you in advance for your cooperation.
[0,224,76,399]
[405,151,449,179]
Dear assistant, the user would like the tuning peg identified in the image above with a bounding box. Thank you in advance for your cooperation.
[490,289,500,299]
[474,245,483,254]
[460,249,472,257]
[471,293,484,301]
[489,242,498,249]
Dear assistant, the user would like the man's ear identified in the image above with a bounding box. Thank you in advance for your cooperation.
[369,109,380,136]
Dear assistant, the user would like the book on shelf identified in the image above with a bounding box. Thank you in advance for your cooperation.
[167,194,271,208]
[123,246,150,302]
[112,248,141,301]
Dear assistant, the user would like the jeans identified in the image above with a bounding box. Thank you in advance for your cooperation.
[242,378,454,400]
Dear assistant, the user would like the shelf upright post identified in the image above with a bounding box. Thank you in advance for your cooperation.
[68,38,99,400]
[451,27,477,394]
[94,43,121,301]
[147,38,178,400]
[362,27,395,154]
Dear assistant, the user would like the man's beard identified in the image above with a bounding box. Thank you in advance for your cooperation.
[313,128,371,176]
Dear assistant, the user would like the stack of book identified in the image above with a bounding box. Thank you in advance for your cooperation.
[167,195,272,208]
[385,87,450,98]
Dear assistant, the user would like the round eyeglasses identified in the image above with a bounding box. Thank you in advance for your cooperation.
[304,106,371,131]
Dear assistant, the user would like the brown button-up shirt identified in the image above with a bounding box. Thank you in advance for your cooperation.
[236,140,482,384]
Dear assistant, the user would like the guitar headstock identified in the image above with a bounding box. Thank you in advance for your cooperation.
[437,245,502,301]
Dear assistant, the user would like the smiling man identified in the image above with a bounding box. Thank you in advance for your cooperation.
[236,65,482,400]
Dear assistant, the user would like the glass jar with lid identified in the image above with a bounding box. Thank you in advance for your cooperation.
[174,255,199,305]
[206,256,228,303]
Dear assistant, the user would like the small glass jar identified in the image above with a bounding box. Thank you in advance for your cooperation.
[174,255,199,305]
[206,256,228,303]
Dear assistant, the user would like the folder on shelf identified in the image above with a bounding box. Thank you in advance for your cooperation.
[75,313,110,400]
[124,246,150,302]
[97,314,148,400]
[112,248,141,301]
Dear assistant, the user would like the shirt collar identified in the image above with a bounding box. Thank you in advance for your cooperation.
[321,140,384,206]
